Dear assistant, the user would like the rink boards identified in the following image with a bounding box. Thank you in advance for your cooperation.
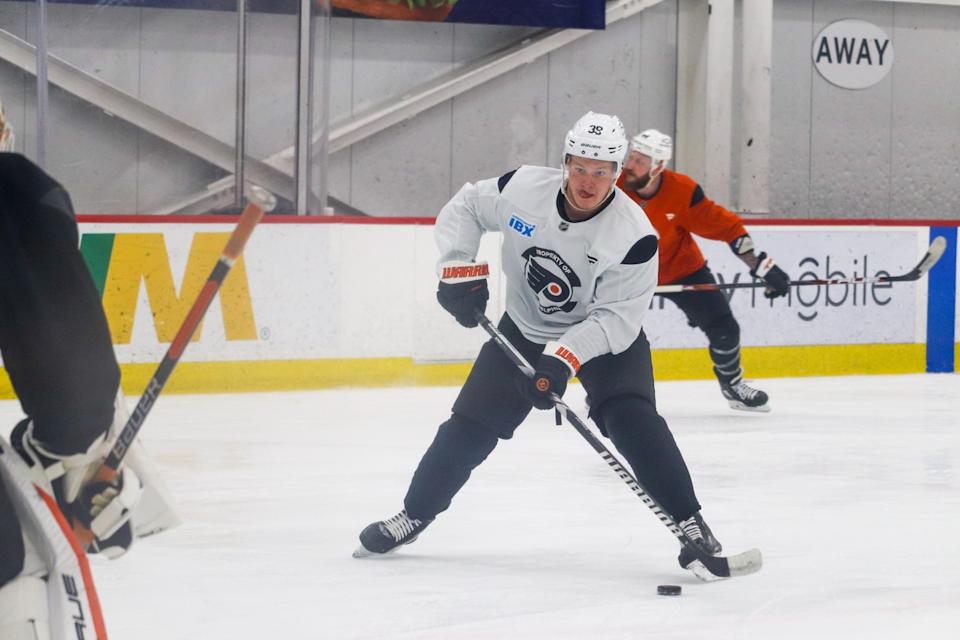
[0,218,956,396]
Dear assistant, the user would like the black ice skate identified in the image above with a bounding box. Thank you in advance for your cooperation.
[353,509,432,558]
[677,512,724,580]
[719,379,770,412]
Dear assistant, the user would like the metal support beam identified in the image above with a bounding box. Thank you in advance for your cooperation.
[234,0,248,210]
[34,0,49,167]
[704,0,733,206]
[739,0,773,214]
[295,0,315,215]
[675,0,708,180]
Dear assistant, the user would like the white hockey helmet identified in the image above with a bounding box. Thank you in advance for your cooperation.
[629,128,672,166]
[0,98,13,152]
[563,111,628,177]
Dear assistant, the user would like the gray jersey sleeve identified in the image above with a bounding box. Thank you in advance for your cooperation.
[557,248,659,363]
[434,177,503,267]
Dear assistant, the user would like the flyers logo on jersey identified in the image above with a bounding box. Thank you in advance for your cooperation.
[508,214,536,237]
[521,246,581,314]
[665,213,676,221]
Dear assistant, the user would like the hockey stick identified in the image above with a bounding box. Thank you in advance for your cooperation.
[654,236,947,294]
[474,312,762,579]
[74,186,276,548]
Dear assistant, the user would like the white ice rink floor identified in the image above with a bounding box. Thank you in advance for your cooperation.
[3,373,959,639]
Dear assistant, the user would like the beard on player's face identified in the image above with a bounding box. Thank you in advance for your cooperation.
[622,171,652,191]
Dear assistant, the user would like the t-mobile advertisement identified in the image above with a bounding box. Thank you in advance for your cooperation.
[642,227,926,348]
[0,222,932,373]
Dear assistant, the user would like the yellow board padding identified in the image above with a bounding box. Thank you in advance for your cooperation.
[0,343,931,400]
[651,342,926,380]
[113,359,476,395]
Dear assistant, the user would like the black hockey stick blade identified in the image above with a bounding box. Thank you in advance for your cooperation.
[476,311,762,579]
[694,545,764,578]
[891,235,947,282]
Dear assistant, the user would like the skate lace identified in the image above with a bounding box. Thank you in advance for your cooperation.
[381,510,422,542]
[678,516,704,542]
[731,381,761,400]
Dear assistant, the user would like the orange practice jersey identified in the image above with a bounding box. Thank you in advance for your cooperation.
[616,169,747,285]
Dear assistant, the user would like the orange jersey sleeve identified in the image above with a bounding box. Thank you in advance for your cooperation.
[617,170,747,284]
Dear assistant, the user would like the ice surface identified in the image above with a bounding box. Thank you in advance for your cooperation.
[2,373,958,639]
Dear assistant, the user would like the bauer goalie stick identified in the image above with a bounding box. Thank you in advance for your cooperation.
[655,236,948,294]
[74,186,277,548]
[474,311,762,579]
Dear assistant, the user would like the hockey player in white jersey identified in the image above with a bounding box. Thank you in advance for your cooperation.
[354,111,726,576]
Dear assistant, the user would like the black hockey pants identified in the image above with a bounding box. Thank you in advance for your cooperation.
[403,313,701,524]
[658,265,743,385]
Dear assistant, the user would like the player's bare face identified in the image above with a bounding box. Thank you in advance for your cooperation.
[564,156,616,215]
[621,151,654,191]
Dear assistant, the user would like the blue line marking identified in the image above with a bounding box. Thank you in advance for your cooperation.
[926,227,957,373]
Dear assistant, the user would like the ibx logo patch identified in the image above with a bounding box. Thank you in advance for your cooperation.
[508,214,536,237]
[522,247,581,314]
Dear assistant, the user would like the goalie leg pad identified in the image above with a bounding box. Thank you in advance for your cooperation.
[1,476,26,585]
[0,575,51,640]
[0,439,108,640]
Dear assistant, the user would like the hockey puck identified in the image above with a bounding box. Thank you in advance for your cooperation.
[657,584,682,596]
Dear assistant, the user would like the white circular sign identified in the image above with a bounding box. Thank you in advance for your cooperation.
[812,19,894,90]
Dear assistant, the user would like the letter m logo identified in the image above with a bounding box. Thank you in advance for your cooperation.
[80,232,256,345]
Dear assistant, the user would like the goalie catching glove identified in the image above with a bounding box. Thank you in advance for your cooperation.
[436,260,490,328]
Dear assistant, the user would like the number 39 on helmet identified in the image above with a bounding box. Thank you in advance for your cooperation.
[563,111,628,177]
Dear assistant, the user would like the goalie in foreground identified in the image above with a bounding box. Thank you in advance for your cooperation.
[0,100,178,640]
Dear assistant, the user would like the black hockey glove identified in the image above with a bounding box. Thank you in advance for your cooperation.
[750,252,790,299]
[525,354,572,411]
[436,261,490,328]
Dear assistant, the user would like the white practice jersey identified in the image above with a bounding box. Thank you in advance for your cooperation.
[435,165,659,368]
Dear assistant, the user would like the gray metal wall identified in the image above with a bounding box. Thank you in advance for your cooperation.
[4,1,957,219]
[771,0,960,218]
[328,3,678,216]
[0,2,290,213]
[0,2,677,215]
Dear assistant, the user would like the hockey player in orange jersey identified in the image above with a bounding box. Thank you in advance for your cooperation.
[617,129,790,411]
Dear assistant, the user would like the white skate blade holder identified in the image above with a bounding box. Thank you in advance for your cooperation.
[727,399,771,413]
